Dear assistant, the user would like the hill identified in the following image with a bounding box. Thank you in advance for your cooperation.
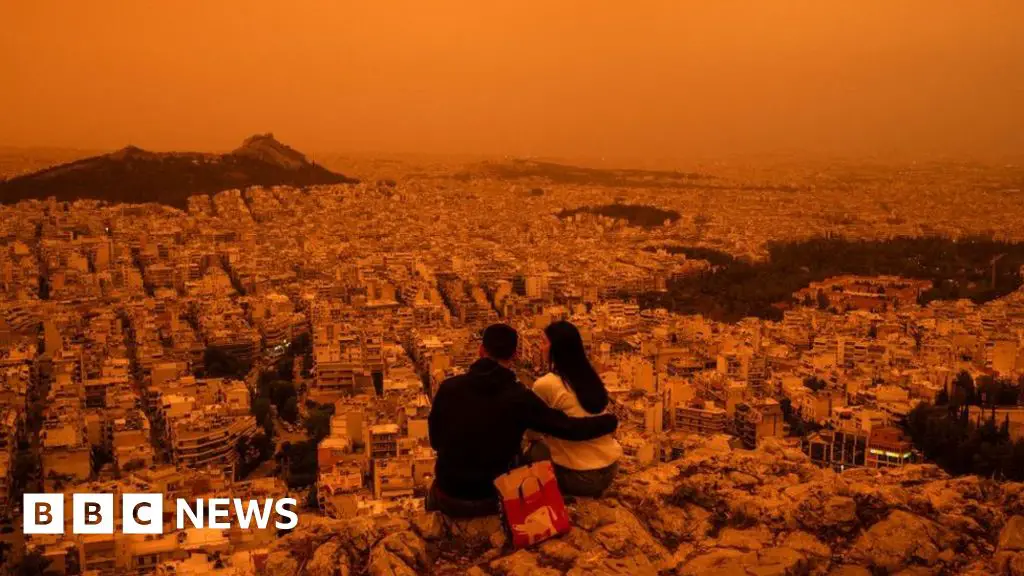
[0,134,357,209]
[257,436,1018,575]
[460,158,712,188]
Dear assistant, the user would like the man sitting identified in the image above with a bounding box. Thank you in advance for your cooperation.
[427,323,618,517]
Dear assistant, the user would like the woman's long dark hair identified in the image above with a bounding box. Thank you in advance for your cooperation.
[545,321,608,414]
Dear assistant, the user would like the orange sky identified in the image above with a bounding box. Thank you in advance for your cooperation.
[1,1,1022,161]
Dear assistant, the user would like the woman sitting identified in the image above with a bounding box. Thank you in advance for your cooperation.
[529,320,621,497]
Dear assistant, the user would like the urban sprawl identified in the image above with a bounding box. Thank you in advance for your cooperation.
[2,161,1024,574]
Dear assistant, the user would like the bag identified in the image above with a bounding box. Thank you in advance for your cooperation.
[493,460,571,548]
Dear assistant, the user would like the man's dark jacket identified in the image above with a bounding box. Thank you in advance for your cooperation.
[428,357,618,501]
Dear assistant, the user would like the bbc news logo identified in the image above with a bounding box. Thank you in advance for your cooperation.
[23,494,298,534]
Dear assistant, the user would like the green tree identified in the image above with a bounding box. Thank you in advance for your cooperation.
[803,376,827,392]
[977,375,998,407]
[953,371,976,406]
[270,381,297,411]
[306,485,319,510]
[304,408,332,443]
[280,396,299,423]
[252,397,272,427]
[285,440,318,488]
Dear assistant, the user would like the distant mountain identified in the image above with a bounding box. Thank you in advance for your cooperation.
[0,134,358,209]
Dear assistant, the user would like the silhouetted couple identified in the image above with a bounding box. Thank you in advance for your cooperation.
[427,322,621,518]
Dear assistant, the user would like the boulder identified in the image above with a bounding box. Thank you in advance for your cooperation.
[368,548,418,576]
[678,548,747,576]
[411,510,445,541]
[447,515,505,549]
[373,531,429,572]
[781,531,830,558]
[488,550,561,576]
[264,550,300,574]
[1001,516,1024,552]
[747,547,806,576]
[537,539,581,565]
[306,540,350,576]
[827,566,873,576]
[850,510,950,571]
[716,526,773,551]
[591,505,669,563]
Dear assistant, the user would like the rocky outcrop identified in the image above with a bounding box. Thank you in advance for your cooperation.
[267,437,1018,575]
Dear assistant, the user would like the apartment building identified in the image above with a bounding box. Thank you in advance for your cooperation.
[168,409,258,478]
[866,427,915,469]
[674,401,728,436]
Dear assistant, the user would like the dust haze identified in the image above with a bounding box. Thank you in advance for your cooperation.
[1,1,1023,162]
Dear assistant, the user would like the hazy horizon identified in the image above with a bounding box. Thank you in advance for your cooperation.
[2,1,1023,163]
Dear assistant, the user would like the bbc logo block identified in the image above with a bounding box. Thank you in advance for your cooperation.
[123,493,163,534]
[22,494,297,534]
[24,493,163,535]
[23,494,63,534]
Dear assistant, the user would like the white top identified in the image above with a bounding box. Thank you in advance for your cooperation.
[531,372,622,471]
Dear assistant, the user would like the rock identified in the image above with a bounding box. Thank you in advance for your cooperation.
[368,548,417,576]
[448,515,505,548]
[891,568,941,576]
[726,495,767,527]
[570,499,619,532]
[668,543,696,571]
[781,531,830,558]
[338,516,379,556]
[937,513,985,536]
[823,496,857,525]
[264,550,300,574]
[641,504,709,546]
[374,531,429,572]
[489,530,507,550]
[410,510,445,540]
[244,434,1019,575]
[729,471,760,488]
[850,510,950,571]
[306,540,350,576]
[678,548,747,576]
[375,517,412,538]
[883,464,947,485]
[591,506,669,563]
[960,561,1002,576]
[489,550,561,576]
[1010,553,1024,576]
[537,539,581,565]
[827,566,872,576]
[1002,516,1024,552]
[613,464,681,504]
[568,553,660,576]
[716,526,772,551]
[747,547,806,576]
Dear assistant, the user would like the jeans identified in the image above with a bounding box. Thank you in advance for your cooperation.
[526,441,619,498]
[425,481,499,518]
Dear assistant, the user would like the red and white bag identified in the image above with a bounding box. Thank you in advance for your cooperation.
[494,461,571,548]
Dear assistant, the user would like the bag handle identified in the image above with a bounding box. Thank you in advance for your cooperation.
[517,474,545,505]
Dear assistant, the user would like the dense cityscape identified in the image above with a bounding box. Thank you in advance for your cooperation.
[2,146,1024,574]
